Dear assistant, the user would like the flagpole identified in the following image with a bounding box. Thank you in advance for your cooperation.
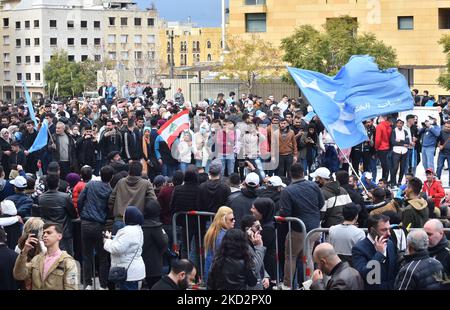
[336,145,370,196]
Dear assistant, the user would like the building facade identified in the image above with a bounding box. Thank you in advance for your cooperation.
[228,0,450,96]
[0,0,159,101]
[159,21,222,76]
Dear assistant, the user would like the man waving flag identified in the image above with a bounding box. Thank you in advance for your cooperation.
[157,109,190,148]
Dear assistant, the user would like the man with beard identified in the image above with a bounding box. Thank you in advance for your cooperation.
[22,120,38,174]
[76,126,97,169]
[151,259,196,290]
[98,119,122,166]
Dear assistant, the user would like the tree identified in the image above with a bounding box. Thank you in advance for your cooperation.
[281,16,398,79]
[44,50,100,98]
[438,35,450,90]
[218,35,284,93]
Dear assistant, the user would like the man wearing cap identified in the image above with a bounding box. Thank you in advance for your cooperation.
[419,116,441,171]
[5,175,33,218]
[227,172,260,228]
[312,167,352,228]
[422,168,445,216]
[257,176,286,209]
[390,119,410,187]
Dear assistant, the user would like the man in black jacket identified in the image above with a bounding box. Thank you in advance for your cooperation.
[227,172,260,228]
[38,174,78,256]
[0,228,19,290]
[76,125,97,169]
[424,219,450,276]
[122,118,141,162]
[151,259,196,290]
[22,120,38,174]
[48,122,77,179]
[99,119,123,164]
[394,229,443,290]
[336,171,368,228]
[77,165,114,290]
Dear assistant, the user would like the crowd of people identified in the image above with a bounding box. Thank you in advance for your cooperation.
[0,85,449,291]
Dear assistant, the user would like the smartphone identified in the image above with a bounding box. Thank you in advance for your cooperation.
[246,227,254,237]
[30,229,39,238]
[29,229,39,256]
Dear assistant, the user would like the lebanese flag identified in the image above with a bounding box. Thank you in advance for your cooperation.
[157,109,190,148]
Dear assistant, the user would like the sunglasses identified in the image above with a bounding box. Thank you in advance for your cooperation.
[228,217,235,222]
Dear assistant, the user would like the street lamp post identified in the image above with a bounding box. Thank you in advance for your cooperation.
[169,30,175,79]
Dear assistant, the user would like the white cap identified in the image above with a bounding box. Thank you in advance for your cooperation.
[310,167,331,179]
[0,200,17,216]
[268,176,286,188]
[245,172,260,187]
[364,172,373,179]
[11,175,27,189]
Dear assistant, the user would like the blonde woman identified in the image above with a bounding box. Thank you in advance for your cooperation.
[203,206,235,284]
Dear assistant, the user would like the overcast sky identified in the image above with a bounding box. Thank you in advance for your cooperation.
[136,0,223,27]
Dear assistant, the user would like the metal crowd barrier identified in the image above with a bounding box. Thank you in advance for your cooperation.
[274,216,307,290]
[172,211,215,287]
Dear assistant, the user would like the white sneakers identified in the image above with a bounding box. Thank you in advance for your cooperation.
[84,285,92,290]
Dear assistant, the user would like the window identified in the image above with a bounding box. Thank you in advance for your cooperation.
[3,36,10,45]
[439,9,450,29]
[167,41,172,52]
[147,51,155,60]
[67,38,74,46]
[147,18,154,26]
[4,71,11,81]
[245,0,266,4]
[180,54,187,66]
[16,56,21,64]
[68,55,75,62]
[16,39,21,47]
[120,35,128,43]
[94,38,101,46]
[81,20,87,28]
[25,21,30,29]
[207,41,211,49]
[25,38,31,46]
[25,56,31,64]
[50,20,57,28]
[3,53,10,62]
[81,55,88,61]
[207,54,212,61]
[121,18,127,26]
[167,54,171,64]
[34,38,40,46]
[15,21,21,29]
[121,51,129,60]
[81,38,88,46]
[3,18,9,27]
[94,55,101,62]
[34,20,39,28]
[135,68,143,78]
[94,21,100,29]
[135,51,142,60]
[35,73,41,81]
[108,35,116,43]
[35,55,40,63]
[50,37,57,46]
[134,18,141,26]
[67,20,74,29]
[246,13,266,32]
[398,16,414,30]
[17,73,22,81]
[134,35,142,44]
[194,53,200,63]
[147,35,155,44]
[181,41,187,52]
[108,52,116,60]
[109,17,115,26]
[398,68,414,87]
[26,73,31,81]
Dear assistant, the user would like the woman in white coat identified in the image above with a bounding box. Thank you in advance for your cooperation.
[104,206,146,290]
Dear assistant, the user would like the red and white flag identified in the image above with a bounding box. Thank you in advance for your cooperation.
[157,110,190,148]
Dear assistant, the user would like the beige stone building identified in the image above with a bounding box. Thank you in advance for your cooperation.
[159,21,222,76]
[228,0,450,96]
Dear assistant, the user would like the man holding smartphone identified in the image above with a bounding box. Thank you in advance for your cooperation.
[352,214,398,290]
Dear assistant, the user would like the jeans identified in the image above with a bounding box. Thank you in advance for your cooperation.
[60,237,74,257]
[162,163,179,177]
[406,148,418,175]
[437,152,450,186]
[180,162,190,172]
[119,281,139,290]
[391,152,407,185]
[422,146,436,171]
[283,230,304,287]
[81,221,109,288]
[220,155,235,176]
[377,150,390,181]
[369,156,378,182]
[277,154,294,178]
[195,159,210,173]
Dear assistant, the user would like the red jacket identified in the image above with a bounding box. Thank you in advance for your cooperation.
[375,120,392,151]
[422,179,445,208]
[72,181,86,215]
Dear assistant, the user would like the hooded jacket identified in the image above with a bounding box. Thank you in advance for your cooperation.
[5,192,33,218]
[402,198,429,228]
[394,250,443,290]
[197,178,231,213]
[78,180,112,224]
[320,181,352,228]
[142,202,169,278]
[428,236,450,276]
[227,187,258,228]
[422,179,445,208]
[108,176,157,218]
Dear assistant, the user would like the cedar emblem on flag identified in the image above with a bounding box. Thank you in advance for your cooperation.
[157,110,190,148]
